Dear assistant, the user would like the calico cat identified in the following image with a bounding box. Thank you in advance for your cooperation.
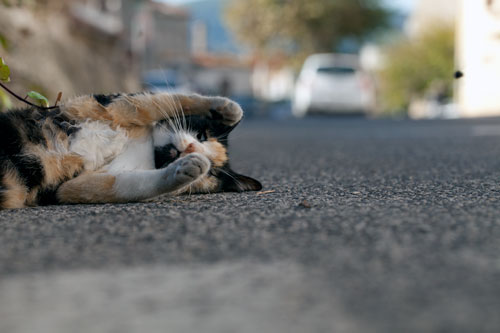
[0,92,262,209]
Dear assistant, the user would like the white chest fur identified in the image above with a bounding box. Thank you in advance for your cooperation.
[106,134,155,173]
[69,121,130,171]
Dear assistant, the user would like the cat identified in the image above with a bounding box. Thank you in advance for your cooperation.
[0,92,262,209]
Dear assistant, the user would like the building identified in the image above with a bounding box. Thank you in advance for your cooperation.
[406,0,457,36]
[135,1,190,69]
[456,0,500,117]
[407,0,500,117]
[71,0,190,70]
[179,0,255,101]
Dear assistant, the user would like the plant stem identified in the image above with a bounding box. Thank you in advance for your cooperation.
[0,81,58,110]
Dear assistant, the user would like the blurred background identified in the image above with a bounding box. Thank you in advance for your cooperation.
[0,0,499,119]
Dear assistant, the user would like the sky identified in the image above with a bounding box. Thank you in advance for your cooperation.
[159,0,416,14]
[385,0,415,13]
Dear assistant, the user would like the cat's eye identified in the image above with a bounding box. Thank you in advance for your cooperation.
[197,130,208,142]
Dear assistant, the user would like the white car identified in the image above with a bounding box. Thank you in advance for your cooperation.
[292,53,375,117]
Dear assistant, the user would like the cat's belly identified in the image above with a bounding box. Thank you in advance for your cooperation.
[69,121,130,171]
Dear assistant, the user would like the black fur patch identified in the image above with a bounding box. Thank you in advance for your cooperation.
[0,113,25,156]
[16,109,47,146]
[37,186,60,206]
[185,115,236,147]
[0,164,6,206]
[0,108,48,191]
[0,110,45,189]
[154,144,180,169]
[209,109,224,121]
[215,164,262,192]
[93,94,122,106]
[10,154,44,189]
[43,108,80,136]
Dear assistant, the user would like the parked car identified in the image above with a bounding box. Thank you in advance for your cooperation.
[292,53,375,117]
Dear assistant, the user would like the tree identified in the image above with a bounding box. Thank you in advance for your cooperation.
[378,24,455,113]
[225,0,389,59]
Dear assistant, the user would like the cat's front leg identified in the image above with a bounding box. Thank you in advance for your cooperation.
[199,96,243,127]
[57,153,210,204]
[112,153,211,201]
[157,94,243,126]
[62,93,243,131]
[161,153,211,192]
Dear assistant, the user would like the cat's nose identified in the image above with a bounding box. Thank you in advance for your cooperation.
[185,143,196,154]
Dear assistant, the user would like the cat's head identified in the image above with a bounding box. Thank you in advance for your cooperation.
[153,114,262,193]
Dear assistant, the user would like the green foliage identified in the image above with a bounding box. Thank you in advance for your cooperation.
[0,57,11,111]
[0,89,12,110]
[0,34,8,51]
[0,57,10,82]
[378,24,456,113]
[1,0,34,6]
[225,0,389,60]
[27,90,49,107]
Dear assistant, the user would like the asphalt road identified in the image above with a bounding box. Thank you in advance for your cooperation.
[2,116,500,333]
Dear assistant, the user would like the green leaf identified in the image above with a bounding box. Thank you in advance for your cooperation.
[0,57,10,82]
[0,89,12,111]
[27,91,49,107]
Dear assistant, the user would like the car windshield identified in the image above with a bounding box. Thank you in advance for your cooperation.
[316,67,356,75]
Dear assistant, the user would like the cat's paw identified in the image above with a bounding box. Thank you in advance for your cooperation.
[173,153,210,185]
[209,97,243,126]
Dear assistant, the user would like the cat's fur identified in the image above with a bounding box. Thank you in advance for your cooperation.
[0,92,262,209]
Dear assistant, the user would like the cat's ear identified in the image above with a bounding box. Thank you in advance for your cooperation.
[220,171,262,192]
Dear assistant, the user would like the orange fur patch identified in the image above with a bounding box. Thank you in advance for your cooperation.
[1,169,27,209]
[57,172,116,204]
[185,175,219,194]
[61,93,220,139]
[26,146,84,187]
[25,190,38,207]
[205,139,228,167]
[108,94,212,127]
[62,96,113,122]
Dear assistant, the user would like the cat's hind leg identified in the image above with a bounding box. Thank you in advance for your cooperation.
[57,153,210,204]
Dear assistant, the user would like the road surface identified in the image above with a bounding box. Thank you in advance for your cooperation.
[1,117,500,333]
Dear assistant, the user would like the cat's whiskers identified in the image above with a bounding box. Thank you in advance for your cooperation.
[168,96,185,134]
[151,98,181,136]
[171,93,188,132]
[157,69,185,133]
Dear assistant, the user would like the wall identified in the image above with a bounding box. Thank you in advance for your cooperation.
[456,0,500,117]
[406,0,457,36]
[0,3,140,107]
